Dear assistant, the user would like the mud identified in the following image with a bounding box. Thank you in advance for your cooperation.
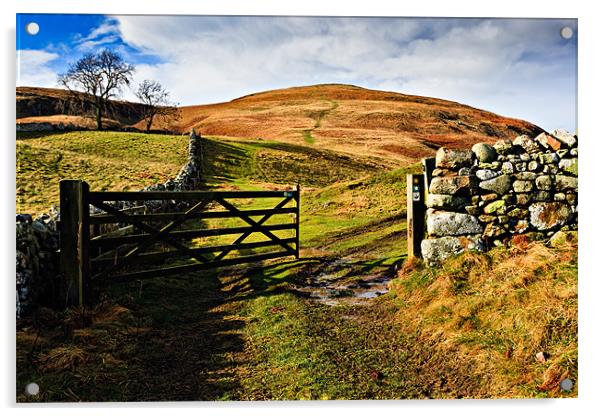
[294,257,398,305]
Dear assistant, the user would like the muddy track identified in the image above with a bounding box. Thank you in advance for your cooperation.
[302,100,339,144]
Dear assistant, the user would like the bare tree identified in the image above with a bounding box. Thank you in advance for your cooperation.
[58,49,134,130]
[135,80,180,133]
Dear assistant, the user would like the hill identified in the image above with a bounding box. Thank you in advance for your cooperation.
[17,84,543,164]
[17,86,147,128]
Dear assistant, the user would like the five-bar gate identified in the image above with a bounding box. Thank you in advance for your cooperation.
[59,180,300,306]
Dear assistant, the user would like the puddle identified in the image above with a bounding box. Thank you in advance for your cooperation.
[294,259,397,306]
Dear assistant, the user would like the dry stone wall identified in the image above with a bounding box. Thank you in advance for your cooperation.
[16,130,204,318]
[421,129,578,266]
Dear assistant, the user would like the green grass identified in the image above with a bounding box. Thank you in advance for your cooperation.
[300,100,338,145]
[301,129,315,144]
[17,131,189,215]
[17,130,422,401]
[201,136,385,188]
[16,131,387,215]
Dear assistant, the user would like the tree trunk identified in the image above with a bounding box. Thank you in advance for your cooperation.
[146,114,154,133]
[96,101,104,130]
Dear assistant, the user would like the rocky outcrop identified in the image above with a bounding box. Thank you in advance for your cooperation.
[421,129,578,266]
[16,122,56,132]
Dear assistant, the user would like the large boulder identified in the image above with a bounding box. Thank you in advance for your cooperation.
[421,235,485,266]
[529,202,572,230]
[559,158,578,176]
[493,139,513,155]
[426,194,471,210]
[513,135,541,154]
[535,175,554,190]
[548,230,578,248]
[429,175,478,196]
[435,147,473,170]
[471,143,497,163]
[551,129,577,148]
[426,211,483,236]
[555,175,578,192]
[483,200,506,215]
[513,180,534,193]
[479,174,512,195]
[534,133,562,151]
[476,169,499,181]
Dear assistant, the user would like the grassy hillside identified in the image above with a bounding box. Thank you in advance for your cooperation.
[144,84,543,161]
[16,127,576,401]
[17,131,395,215]
[17,84,543,165]
[17,131,189,215]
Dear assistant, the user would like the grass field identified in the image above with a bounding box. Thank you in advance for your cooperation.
[17,131,189,215]
[16,129,577,401]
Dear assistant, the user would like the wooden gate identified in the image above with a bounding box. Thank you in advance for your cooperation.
[59,180,300,306]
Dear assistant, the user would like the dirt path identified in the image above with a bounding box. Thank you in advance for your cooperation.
[302,100,339,144]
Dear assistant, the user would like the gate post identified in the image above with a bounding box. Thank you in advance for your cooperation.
[406,174,426,259]
[60,180,91,307]
[295,184,300,259]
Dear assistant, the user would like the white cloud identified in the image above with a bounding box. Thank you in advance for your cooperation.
[74,19,121,52]
[113,16,429,105]
[111,16,576,130]
[16,49,59,88]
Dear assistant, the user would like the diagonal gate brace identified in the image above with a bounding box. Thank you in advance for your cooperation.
[91,200,210,280]
[213,196,296,261]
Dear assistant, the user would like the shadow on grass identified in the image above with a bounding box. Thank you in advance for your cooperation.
[199,139,253,184]
[17,262,271,402]
[108,271,244,401]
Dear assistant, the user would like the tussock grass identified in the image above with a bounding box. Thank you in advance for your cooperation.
[38,346,87,371]
[390,241,578,398]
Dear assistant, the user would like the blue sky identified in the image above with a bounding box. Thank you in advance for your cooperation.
[16,14,577,131]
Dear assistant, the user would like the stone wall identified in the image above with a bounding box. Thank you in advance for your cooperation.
[16,211,60,318]
[16,130,205,317]
[421,129,578,266]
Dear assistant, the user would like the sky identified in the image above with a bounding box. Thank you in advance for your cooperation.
[16,14,577,131]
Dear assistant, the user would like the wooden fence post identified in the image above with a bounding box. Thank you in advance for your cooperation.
[295,184,300,259]
[60,180,91,307]
[406,174,426,259]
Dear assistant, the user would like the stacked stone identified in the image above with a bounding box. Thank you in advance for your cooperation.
[421,129,578,266]
[16,212,60,318]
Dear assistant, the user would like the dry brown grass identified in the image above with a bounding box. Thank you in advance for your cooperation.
[37,346,88,371]
[391,240,578,398]
[166,85,541,161]
[17,115,121,130]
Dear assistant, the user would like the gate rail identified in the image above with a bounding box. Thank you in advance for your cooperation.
[59,180,300,306]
